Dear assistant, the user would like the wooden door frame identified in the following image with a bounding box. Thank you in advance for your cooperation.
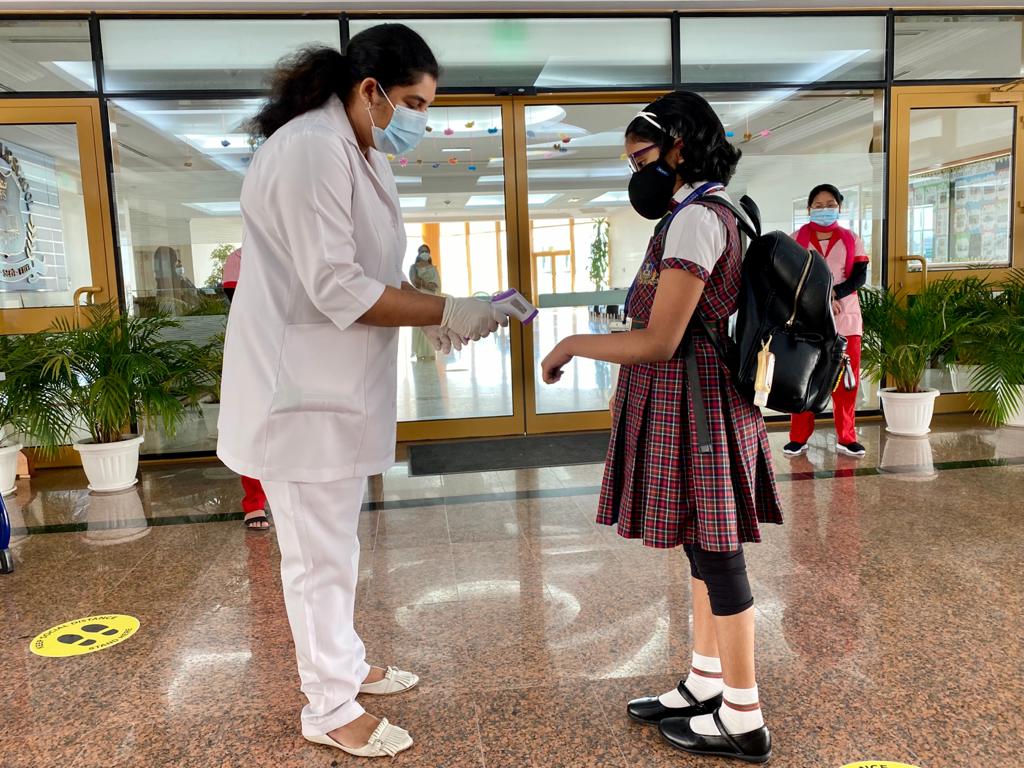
[395,95,528,442]
[0,99,116,335]
[888,84,1024,291]
[513,91,667,434]
[888,84,1024,414]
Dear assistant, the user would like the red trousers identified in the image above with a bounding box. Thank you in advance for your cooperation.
[790,335,861,446]
[241,475,267,513]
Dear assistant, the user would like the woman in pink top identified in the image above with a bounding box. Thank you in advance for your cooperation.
[785,184,869,458]
[221,248,270,529]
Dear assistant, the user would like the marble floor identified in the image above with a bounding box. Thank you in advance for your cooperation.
[2,416,1022,768]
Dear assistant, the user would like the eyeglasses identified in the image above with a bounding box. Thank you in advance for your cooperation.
[626,143,658,173]
[810,203,840,210]
[626,111,676,172]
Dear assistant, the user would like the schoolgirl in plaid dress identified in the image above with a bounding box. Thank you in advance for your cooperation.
[541,92,781,764]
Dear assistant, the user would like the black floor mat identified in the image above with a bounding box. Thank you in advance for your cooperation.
[407,431,611,476]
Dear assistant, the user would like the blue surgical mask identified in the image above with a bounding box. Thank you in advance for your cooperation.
[369,85,428,155]
[809,208,840,227]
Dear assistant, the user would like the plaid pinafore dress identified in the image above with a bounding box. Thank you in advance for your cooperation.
[596,197,784,552]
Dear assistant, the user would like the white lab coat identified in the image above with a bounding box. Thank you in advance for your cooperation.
[217,96,407,483]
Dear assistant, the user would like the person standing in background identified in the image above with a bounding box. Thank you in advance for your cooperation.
[221,247,270,531]
[408,244,442,360]
[784,184,869,459]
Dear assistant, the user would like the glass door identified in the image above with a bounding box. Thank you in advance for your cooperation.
[890,86,1024,398]
[394,97,527,442]
[514,96,659,434]
[516,90,887,433]
[0,100,116,335]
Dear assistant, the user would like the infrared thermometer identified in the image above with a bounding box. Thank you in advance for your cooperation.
[491,289,538,325]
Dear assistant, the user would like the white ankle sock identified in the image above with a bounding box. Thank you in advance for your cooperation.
[658,653,723,707]
[691,684,765,736]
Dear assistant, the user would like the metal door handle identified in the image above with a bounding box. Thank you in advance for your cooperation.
[900,256,928,287]
[72,285,104,322]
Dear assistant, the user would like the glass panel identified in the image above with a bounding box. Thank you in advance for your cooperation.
[525,102,641,415]
[908,105,1016,395]
[101,20,340,91]
[528,92,886,417]
[395,106,514,422]
[0,20,95,91]
[349,18,671,88]
[0,124,92,310]
[108,98,257,453]
[895,15,1024,81]
[679,16,886,84]
[907,107,1014,269]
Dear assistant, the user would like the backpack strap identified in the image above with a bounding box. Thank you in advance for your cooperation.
[696,194,761,240]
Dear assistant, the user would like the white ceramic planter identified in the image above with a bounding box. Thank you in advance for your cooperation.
[73,435,144,492]
[1004,385,1024,428]
[879,435,937,482]
[0,442,22,496]
[878,387,941,437]
[199,402,220,438]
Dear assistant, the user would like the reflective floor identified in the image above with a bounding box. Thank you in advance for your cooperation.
[3,416,1022,767]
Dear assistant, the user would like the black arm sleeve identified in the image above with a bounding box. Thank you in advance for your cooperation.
[832,260,868,300]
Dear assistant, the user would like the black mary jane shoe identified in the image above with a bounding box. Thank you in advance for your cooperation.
[659,710,772,764]
[626,681,723,725]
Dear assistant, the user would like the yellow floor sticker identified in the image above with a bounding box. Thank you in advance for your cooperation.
[30,614,140,657]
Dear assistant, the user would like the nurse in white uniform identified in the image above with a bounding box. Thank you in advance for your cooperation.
[217,25,509,759]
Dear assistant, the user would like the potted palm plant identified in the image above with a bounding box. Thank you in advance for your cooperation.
[966,270,1024,427]
[0,333,71,495]
[859,278,977,436]
[40,303,205,491]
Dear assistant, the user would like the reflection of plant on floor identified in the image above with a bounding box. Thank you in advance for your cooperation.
[204,243,238,289]
[0,333,72,455]
[39,303,207,445]
[588,218,609,290]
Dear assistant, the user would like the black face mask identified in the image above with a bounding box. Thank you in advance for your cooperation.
[628,158,679,220]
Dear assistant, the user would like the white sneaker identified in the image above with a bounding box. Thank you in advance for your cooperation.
[360,666,420,695]
[836,441,866,457]
[305,718,414,758]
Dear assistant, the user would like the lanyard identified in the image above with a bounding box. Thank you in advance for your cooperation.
[624,182,725,315]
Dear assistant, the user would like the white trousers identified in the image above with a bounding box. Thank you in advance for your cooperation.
[262,476,371,735]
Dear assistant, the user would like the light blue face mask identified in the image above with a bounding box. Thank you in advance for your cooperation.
[369,84,429,155]
[809,208,840,227]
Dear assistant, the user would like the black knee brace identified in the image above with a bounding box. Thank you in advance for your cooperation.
[683,545,754,617]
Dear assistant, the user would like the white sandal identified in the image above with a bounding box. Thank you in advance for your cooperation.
[360,666,420,696]
[305,718,413,758]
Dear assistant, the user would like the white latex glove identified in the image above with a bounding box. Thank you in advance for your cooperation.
[421,325,464,355]
[441,296,509,341]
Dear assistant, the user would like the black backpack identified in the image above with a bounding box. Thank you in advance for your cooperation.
[695,194,849,415]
